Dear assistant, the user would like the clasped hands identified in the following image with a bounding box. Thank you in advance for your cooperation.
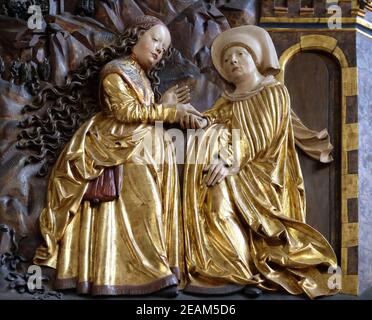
[162,84,233,187]
[161,84,208,129]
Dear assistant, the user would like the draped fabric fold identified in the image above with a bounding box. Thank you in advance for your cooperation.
[183,81,339,299]
[291,110,334,163]
[33,57,183,295]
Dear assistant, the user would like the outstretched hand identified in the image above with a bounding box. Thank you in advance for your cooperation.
[162,84,191,105]
[162,85,209,129]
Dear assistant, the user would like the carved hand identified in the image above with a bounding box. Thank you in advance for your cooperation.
[176,103,208,129]
[202,160,231,187]
[161,84,191,105]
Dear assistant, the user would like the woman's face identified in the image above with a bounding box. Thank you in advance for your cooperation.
[221,46,258,84]
[132,24,171,71]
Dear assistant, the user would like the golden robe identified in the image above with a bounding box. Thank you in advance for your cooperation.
[33,57,184,295]
[183,80,339,298]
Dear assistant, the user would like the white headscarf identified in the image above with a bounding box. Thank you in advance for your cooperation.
[211,25,281,81]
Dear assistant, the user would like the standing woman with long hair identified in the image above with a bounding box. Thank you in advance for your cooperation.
[24,15,204,296]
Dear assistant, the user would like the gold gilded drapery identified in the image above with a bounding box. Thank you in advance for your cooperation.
[33,57,183,295]
[183,81,339,298]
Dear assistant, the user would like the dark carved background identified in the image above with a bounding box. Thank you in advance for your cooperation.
[0,0,259,296]
[3,0,365,297]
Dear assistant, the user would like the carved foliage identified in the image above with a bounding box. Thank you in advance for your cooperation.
[0,224,61,299]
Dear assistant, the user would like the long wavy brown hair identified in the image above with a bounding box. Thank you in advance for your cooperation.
[17,16,174,177]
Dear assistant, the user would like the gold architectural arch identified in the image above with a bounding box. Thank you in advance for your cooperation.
[278,35,359,295]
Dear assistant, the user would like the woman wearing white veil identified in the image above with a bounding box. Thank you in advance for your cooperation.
[183,25,339,299]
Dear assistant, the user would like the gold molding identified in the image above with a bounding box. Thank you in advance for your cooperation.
[260,16,372,30]
[265,28,356,32]
[341,247,348,274]
[261,17,357,23]
[343,124,359,151]
[279,43,301,67]
[265,28,372,39]
[352,0,360,12]
[342,198,348,224]
[277,44,301,82]
[342,150,348,175]
[262,16,372,39]
[333,47,349,68]
[342,223,359,247]
[342,174,359,199]
[300,34,338,52]
[342,67,359,96]
[278,35,352,76]
[342,275,359,295]
[278,35,359,295]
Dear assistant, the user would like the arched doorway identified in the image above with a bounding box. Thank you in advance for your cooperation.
[285,51,342,260]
